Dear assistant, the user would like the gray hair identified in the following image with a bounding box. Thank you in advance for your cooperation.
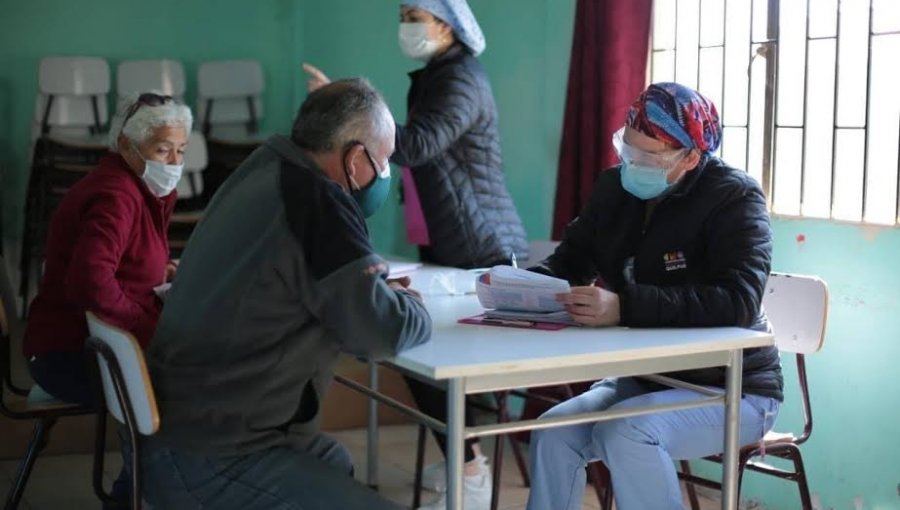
[291,78,394,154]
[108,92,194,152]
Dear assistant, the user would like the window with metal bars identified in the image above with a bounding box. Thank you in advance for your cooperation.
[650,0,900,225]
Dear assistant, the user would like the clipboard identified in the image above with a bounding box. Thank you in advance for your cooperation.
[458,314,570,331]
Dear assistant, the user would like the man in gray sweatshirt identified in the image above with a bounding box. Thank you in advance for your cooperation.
[141,78,432,509]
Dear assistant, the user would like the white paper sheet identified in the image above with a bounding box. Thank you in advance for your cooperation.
[475,266,570,313]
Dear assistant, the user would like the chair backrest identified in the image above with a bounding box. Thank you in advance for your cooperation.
[0,255,22,389]
[762,273,828,354]
[116,59,186,101]
[176,131,209,198]
[34,57,110,134]
[85,312,159,435]
[196,60,264,135]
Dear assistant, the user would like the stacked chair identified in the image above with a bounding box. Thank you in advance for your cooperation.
[20,57,111,313]
[196,59,267,201]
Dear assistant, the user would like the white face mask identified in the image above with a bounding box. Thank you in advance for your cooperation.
[399,22,442,61]
[132,143,183,197]
[142,159,184,197]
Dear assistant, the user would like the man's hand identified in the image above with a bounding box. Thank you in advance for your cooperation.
[556,286,621,327]
[302,63,331,93]
[388,276,423,302]
[165,260,179,283]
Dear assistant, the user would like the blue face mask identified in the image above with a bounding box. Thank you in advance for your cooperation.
[620,161,672,200]
[344,145,392,218]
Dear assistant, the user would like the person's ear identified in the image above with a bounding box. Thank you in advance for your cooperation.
[680,149,702,173]
[118,134,131,152]
[434,20,454,42]
[118,135,145,176]
[343,144,365,180]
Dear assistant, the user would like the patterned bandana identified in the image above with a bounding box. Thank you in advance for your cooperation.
[626,82,722,154]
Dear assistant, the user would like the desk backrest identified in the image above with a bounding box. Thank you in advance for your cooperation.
[86,312,159,435]
[763,273,829,354]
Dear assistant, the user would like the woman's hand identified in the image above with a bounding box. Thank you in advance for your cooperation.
[556,286,621,327]
[302,63,331,93]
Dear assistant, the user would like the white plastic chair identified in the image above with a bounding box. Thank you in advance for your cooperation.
[176,130,209,199]
[33,56,110,141]
[116,59,186,102]
[86,312,159,510]
[678,273,829,510]
[196,59,265,140]
[0,255,111,509]
[22,58,110,313]
[168,130,209,254]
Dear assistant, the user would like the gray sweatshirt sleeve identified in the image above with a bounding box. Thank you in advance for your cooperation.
[311,255,432,359]
[280,162,432,360]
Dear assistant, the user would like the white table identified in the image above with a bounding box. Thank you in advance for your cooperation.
[338,266,773,510]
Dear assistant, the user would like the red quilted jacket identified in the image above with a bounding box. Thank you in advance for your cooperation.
[24,153,175,356]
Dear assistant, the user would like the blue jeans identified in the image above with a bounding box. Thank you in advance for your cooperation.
[526,377,780,510]
[141,433,403,509]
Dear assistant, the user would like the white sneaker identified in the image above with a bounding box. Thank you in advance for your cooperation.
[422,455,489,493]
[417,465,492,510]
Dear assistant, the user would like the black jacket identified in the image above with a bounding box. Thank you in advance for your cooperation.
[535,156,783,401]
[392,44,528,268]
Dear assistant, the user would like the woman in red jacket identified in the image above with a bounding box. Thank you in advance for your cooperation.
[24,92,192,406]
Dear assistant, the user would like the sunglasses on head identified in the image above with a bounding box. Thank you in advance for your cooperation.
[122,92,174,127]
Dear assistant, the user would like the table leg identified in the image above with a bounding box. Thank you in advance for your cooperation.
[721,349,743,510]
[366,361,379,489]
[447,378,465,510]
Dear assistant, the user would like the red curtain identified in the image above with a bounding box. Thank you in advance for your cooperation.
[551,0,654,239]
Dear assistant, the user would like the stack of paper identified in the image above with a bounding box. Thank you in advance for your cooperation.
[483,308,579,326]
[387,261,423,279]
[476,266,579,325]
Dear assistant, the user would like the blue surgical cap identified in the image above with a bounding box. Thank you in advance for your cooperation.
[401,0,486,56]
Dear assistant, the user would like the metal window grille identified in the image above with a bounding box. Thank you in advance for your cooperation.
[650,0,900,225]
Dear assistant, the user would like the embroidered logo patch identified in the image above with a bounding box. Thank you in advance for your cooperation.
[663,251,687,272]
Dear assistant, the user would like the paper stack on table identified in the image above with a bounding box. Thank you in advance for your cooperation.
[475,266,579,326]
[387,261,423,279]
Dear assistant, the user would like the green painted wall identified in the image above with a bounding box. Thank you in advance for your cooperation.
[2,1,898,508]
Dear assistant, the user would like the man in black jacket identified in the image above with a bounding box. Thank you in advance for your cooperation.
[526,83,782,510]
